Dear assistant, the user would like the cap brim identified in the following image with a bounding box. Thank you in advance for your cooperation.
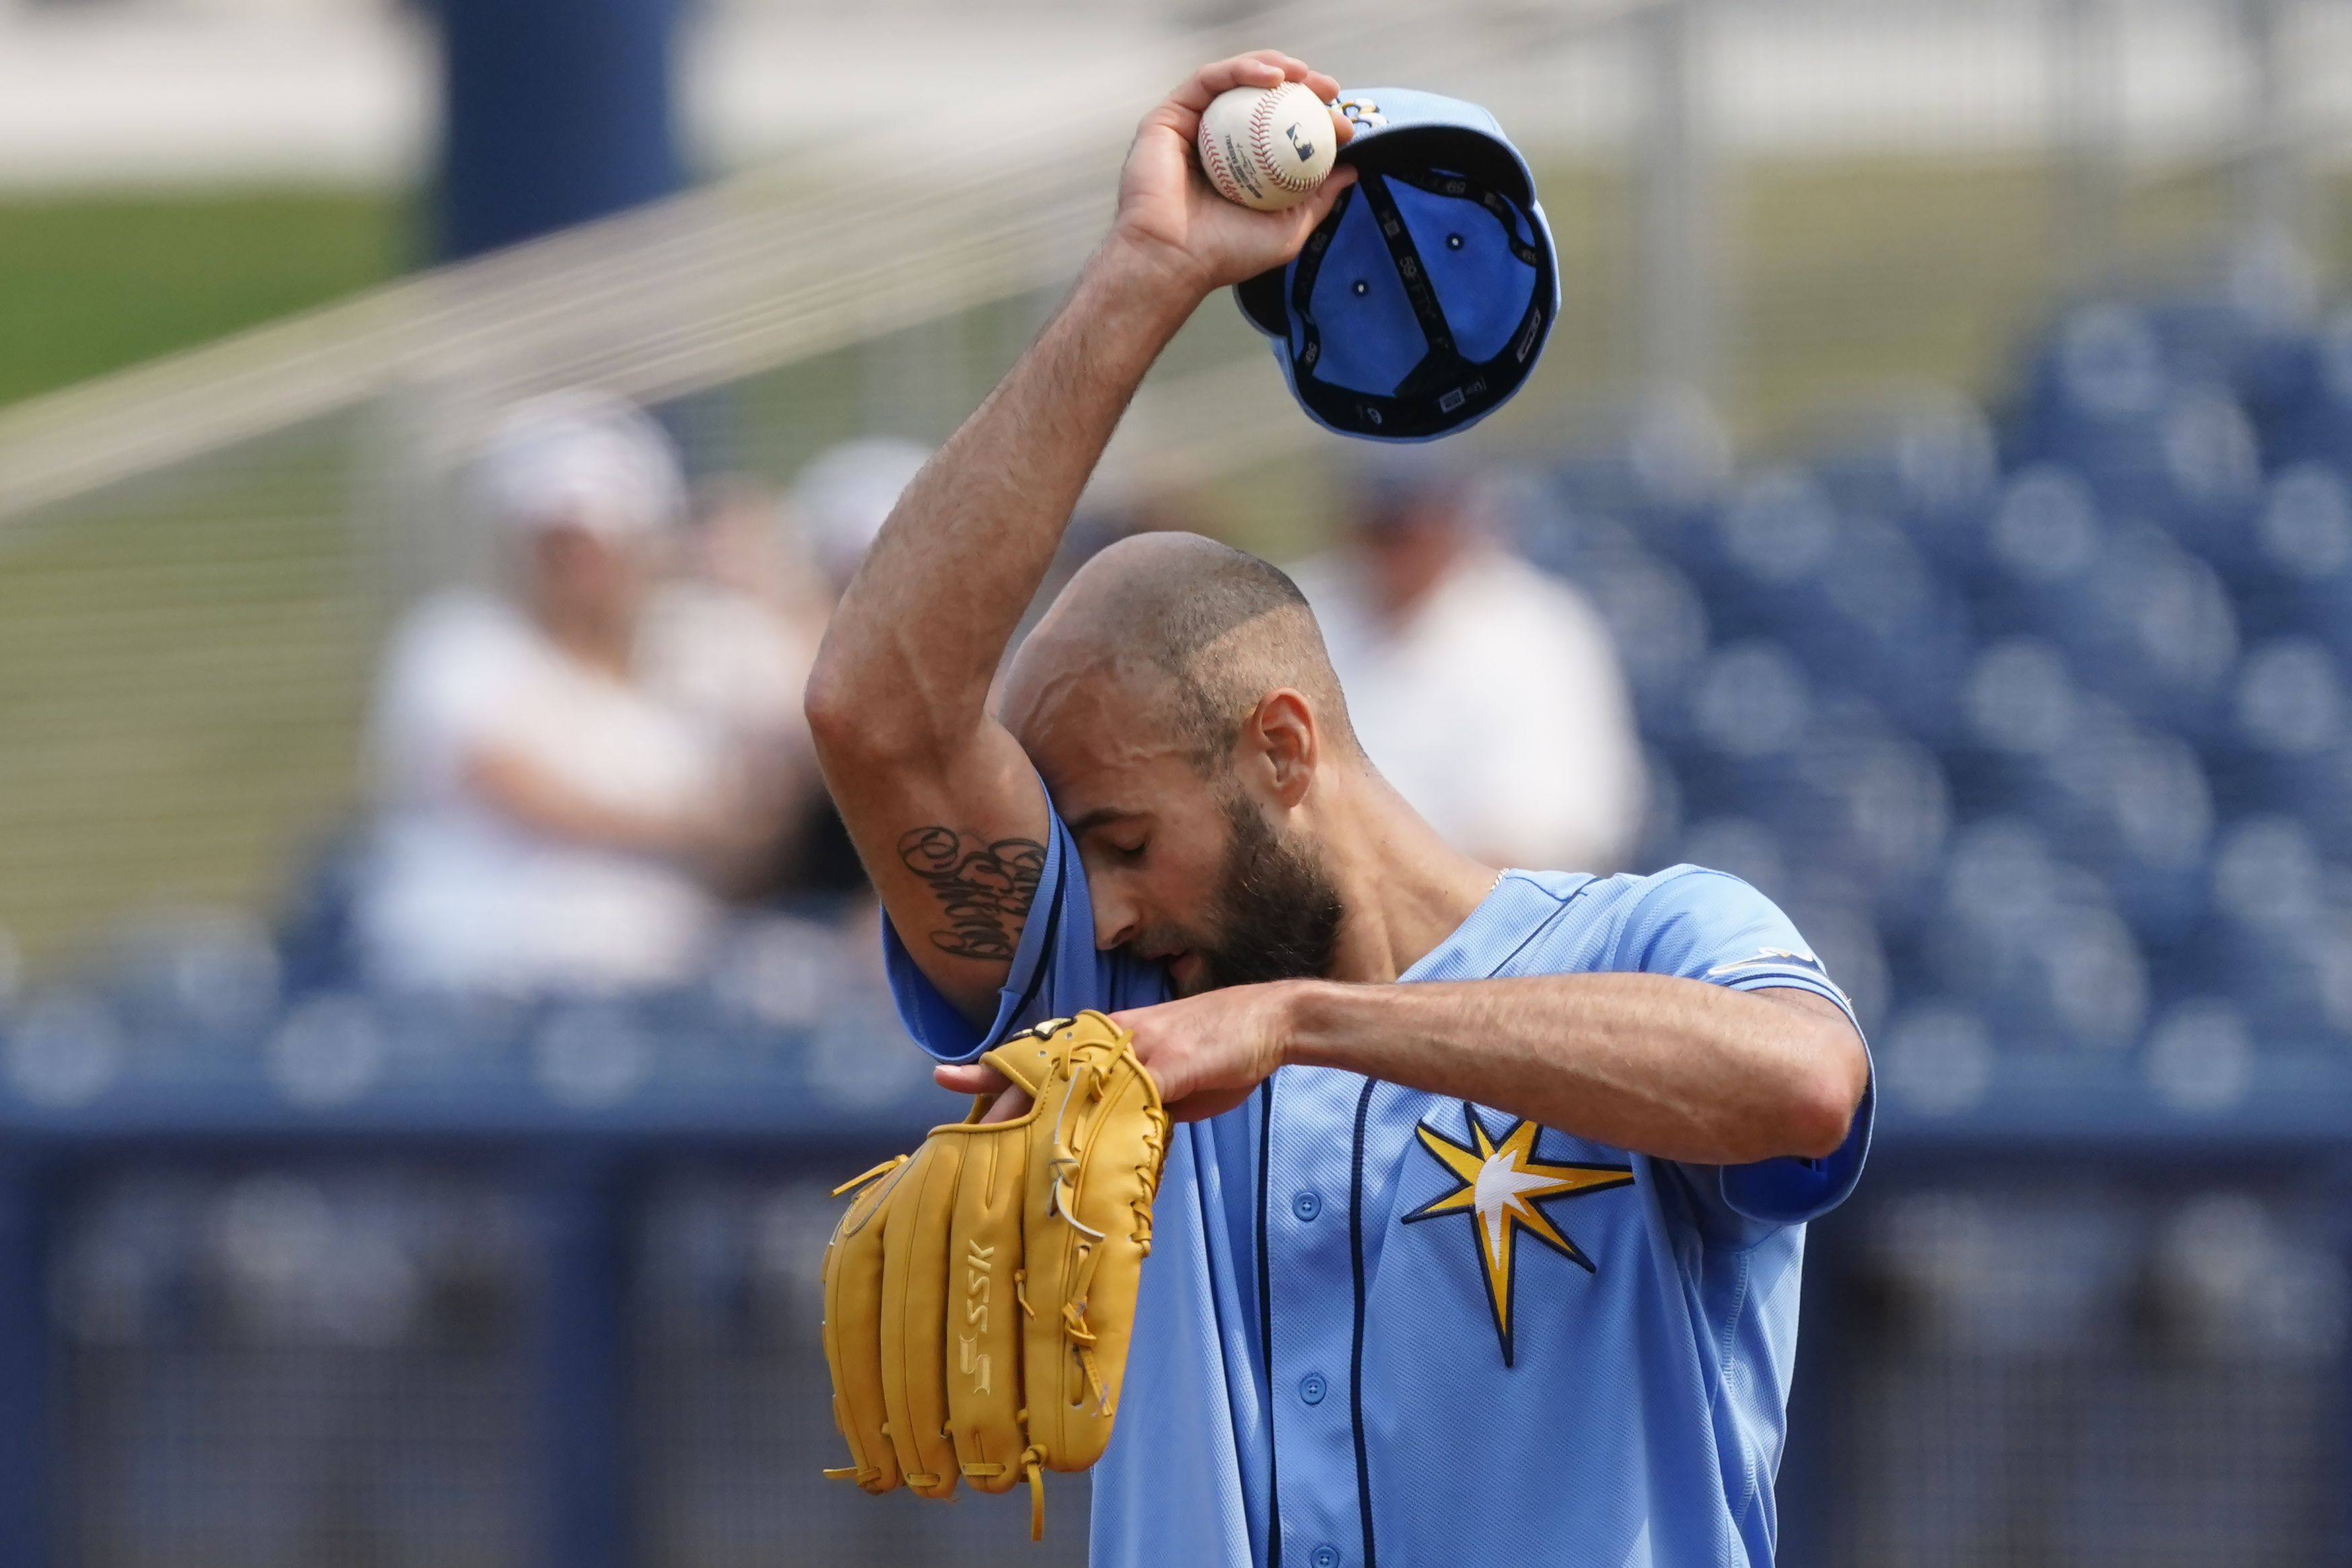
[1342,123,1536,209]
[1237,267,1290,337]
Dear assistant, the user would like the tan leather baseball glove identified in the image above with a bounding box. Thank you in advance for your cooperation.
[821,1010,1171,1539]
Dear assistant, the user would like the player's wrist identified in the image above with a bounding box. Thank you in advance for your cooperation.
[1089,227,1218,322]
[1276,978,1356,1072]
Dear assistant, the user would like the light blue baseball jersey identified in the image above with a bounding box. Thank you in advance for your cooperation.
[885,797,1873,1568]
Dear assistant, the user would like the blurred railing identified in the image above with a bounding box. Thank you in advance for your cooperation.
[0,951,2342,1568]
[1785,1125,2351,1568]
[0,919,1090,1568]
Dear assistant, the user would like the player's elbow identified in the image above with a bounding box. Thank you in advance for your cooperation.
[1778,1039,1869,1160]
[803,655,868,759]
[805,649,917,768]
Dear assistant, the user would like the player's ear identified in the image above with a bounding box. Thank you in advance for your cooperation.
[1249,689,1318,808]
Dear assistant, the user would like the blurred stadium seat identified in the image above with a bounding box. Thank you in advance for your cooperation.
[57,1168,522,1568]
[1510,272,2352,1094]
[1836,1182,2345,1567]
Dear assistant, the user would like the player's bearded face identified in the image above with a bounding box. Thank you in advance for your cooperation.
[1164,784,1344,994]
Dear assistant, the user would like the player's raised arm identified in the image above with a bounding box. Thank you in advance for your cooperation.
[803,52,1353,1022]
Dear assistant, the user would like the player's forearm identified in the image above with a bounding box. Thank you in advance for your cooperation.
[1281,974,1867,1165]
[806,241,1204,759]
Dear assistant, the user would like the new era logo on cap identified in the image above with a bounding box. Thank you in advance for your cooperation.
[1236,88,1559,443]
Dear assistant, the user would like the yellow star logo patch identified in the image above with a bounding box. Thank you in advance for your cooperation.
[1403,1105,1634,1365]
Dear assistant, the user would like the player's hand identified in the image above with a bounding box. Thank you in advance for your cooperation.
[1110,982,1296,1122]
[934,1057,1031,1123]
[1107,52,1356,300]
[932,980,1300,1124]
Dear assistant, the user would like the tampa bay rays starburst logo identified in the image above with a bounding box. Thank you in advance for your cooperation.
[1403,1105,1634,1366]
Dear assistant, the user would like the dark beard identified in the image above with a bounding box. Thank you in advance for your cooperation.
[1190,789,1345,990]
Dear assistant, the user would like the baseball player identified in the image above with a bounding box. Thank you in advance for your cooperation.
[807,51,1872,1567]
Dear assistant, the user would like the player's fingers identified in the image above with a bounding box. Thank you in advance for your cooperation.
[1115,1039,1197,1113]
[934,1061,1012,1096]
[1165,50,1294,113]
[1243,47,1308,78]
[936,1063,1033,1124]
[1327,102,1356,145]
[979,1084,1034,1124]
[1302,67,1343,104]
[1288,163,1359,230]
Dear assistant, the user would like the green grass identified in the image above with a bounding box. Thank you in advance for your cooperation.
[0,161,2340,975]
[0,191,408,408]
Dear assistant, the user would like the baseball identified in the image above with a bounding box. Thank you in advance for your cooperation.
[1196,81,1338,211]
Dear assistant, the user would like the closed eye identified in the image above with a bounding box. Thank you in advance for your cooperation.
[1070,809,1151,866]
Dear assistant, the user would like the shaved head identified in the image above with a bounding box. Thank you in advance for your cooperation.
[1000,531,1355,993]
[1008,531,1355,772]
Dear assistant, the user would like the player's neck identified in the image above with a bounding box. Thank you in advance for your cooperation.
[1315,766,1497,985]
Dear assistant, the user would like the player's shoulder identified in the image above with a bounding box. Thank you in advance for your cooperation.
[1468,866,1668,971]
[1603,863,1839,981]
[1506,861,1765,913]
[1608,860,1794,930]
[1621,860,1775,903]
[1504,862,1792,960]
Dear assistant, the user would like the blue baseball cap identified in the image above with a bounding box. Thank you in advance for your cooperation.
[1235,87,1557,443]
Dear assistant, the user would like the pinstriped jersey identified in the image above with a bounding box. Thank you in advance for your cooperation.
[885,807,1872,1568]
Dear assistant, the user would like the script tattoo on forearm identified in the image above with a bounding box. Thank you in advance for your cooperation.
[897,827,1048,962]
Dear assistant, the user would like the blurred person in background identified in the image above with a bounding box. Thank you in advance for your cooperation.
[655,438,932,901]
[793,438,933,600]
[649,474,833,766]
[640,474,837,899]
[1288,449,1646,874]
[355,392,779,996]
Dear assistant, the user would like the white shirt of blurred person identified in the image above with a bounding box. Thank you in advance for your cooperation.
[645,438,931,742]
[358,393,758,996]
[640,478,830,779]
[792,437,934,598]
[1288,455,1646,874]
[642,438,934,896]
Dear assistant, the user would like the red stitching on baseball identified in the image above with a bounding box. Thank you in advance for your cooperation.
[1250,87,1322,193]
[1200,133,1229,196]
[1199,121,1249,204]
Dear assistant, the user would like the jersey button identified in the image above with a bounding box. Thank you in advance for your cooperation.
[1291,1191,1321,1222]
[1298,1372,1327,1405]
[1311,1546,1341,1568]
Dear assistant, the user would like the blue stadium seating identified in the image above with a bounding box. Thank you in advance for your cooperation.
[1524,284,2352,1082]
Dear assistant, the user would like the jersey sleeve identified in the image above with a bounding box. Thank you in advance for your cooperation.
[882,777,1171,1063]
[1617,865,1874,1230]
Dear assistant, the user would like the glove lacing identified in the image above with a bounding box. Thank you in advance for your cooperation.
[1021,1444,1049,1540]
